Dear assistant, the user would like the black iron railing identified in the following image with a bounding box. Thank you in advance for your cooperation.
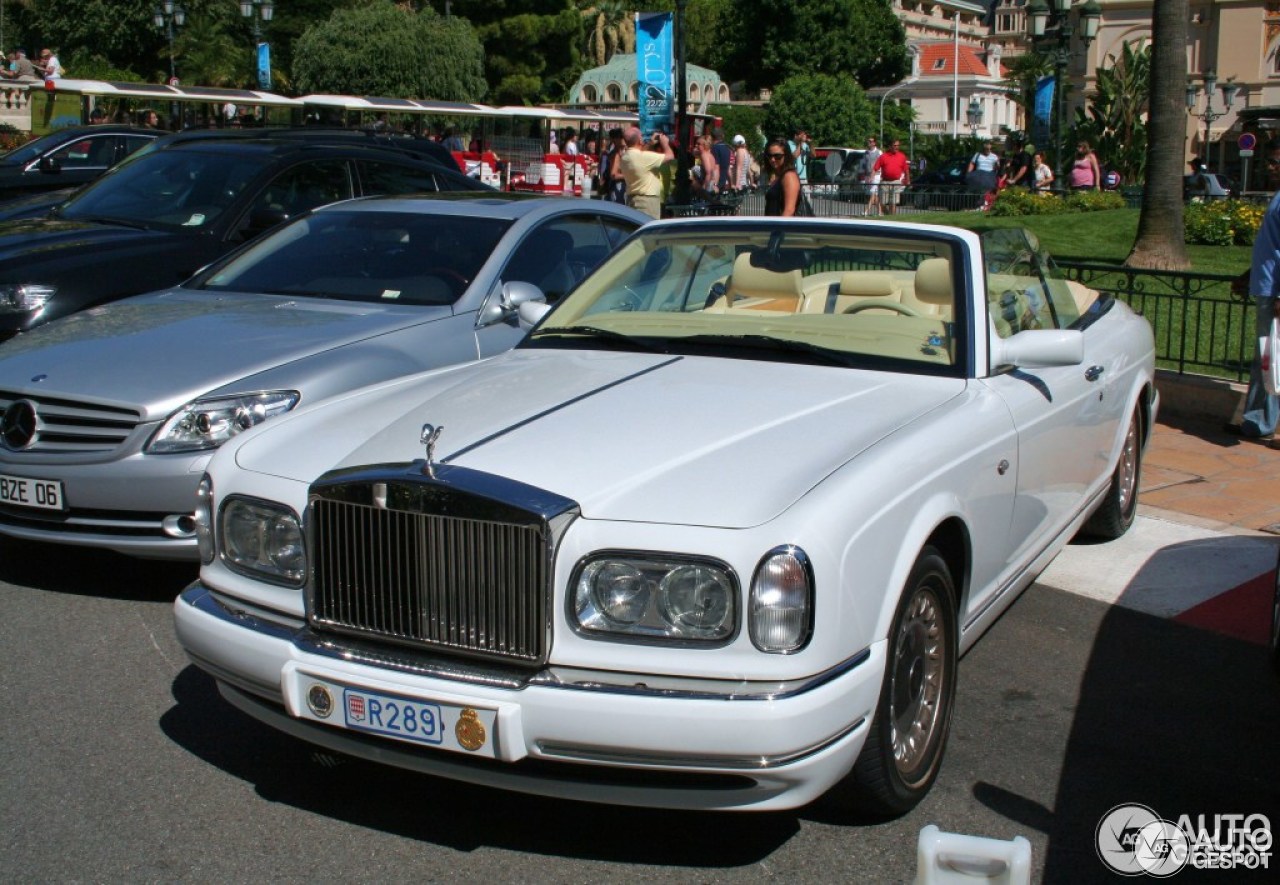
[1057,261,1252,382]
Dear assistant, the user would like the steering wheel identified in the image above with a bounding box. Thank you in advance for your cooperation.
[614,285,644,311]
[843,299,922,317]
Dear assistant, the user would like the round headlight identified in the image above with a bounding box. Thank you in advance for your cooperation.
[578,560,649,626]
[658,564,733,637]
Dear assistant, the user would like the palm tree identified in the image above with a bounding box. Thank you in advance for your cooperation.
[579,1,634,68]
[1126,0,1189,269]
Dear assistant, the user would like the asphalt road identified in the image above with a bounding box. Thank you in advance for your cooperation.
[1,535,1276,883]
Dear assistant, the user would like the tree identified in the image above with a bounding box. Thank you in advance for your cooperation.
[715,0,908,93]
[763,73,875,147]
[451,1,582,105]
[1074,42,1150,185]
[292,1,486,102]
[1126,0,1189,269]
[577,1,634,68]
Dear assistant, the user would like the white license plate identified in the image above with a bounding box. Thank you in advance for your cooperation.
[0,473,64,511]
[298,677,498,758]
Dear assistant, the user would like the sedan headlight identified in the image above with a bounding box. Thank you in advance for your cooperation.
[0,283,55,314]
[219,496,305,585]
[146,391,299,454]
[572,553,736,643]
[749,546,813,653]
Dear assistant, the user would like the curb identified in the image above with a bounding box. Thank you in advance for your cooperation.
[1154,369,1245,424]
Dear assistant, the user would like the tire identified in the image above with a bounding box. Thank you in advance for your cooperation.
[843,546,957,817]
[1083,408,1143,539]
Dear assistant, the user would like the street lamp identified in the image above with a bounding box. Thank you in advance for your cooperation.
[152,1,185,85]
[671,0,691,206]
[878,77,917,142]
[1027,0,1101,184]
[240,0,275,90]
[966,96,984,138]
[1185,69,1239,166]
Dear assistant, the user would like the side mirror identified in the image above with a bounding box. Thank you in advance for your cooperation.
[991,328,1084,369]
[38,156,61,175]
[244,207,288,236]
[477,280,546,327]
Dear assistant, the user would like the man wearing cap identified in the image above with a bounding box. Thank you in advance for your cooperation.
[731,134,753,191]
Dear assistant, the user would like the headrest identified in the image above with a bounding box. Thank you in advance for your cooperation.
[914,258,953,306]
[729,251,803,298]
[839,272,897,298]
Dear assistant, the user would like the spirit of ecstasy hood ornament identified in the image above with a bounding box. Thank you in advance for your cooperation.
[420,423,444,478]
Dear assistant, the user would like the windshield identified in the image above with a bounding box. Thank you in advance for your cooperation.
[981,227,1092,335]
[58,148,265,230]
[196,209,510,305]
[528,223,964,374]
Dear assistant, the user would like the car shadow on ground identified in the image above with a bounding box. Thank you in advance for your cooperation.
[160,665,802,865]
[973,539,1280,883]
[0,534,195,601]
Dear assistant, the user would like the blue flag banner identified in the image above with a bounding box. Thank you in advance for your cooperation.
[1033,75,1054,148]
[257,42,272,90]
[635,12,673,138]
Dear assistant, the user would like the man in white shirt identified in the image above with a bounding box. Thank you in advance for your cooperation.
[37,49,62,79]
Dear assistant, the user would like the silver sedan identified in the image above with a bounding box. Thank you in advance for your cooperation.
[0,193,647,558]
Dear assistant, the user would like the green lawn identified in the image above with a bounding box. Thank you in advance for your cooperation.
[911,208,1251,275]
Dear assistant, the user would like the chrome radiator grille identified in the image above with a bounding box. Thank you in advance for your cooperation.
[307,469,576,667]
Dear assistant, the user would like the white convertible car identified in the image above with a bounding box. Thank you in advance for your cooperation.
[175,219,1156,814]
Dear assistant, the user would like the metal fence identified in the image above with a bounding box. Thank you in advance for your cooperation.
[1056,262,1252,382]
[662,188,1255,383]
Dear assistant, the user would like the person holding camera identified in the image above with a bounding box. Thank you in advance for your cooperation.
[788,128,812,184]
[620,126,674,219]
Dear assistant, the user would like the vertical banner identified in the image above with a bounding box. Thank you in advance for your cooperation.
[257,42,272,90]
[635,12,673,138]
[1033,75,1054,149]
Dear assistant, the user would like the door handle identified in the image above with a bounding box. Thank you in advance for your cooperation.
[1084,365,1105,382]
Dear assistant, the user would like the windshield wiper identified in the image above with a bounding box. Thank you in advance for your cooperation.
[528,324,665,352]
[674,333,859,367]
[63,214,150,231]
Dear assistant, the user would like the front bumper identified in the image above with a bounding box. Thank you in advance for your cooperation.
[174,582,884,811]
[0,451,210,559]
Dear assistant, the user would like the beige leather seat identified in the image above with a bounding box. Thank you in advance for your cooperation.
[831,271,903,315]
[907,257,953,318]
[722,252,804,312]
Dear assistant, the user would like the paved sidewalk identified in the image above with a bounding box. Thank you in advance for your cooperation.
[1141,413,1280,534]
[1037,414,1280,645]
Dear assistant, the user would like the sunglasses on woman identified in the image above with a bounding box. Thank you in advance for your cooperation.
[766,152,786,159]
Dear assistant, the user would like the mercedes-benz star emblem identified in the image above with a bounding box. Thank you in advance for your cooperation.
[1,400,38,450]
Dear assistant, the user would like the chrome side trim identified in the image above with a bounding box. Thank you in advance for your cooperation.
[537,716,866,770]
[528,649,872,701]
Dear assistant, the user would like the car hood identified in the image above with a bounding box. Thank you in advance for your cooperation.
[0,289,453,418]
[0,215,176,262]
[233,350,966,528]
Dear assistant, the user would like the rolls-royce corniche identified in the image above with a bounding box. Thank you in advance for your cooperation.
[174,219,1156,814]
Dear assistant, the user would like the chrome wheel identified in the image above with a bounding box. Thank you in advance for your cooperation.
[889,584,948,784]
[1116,415,1140,517]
